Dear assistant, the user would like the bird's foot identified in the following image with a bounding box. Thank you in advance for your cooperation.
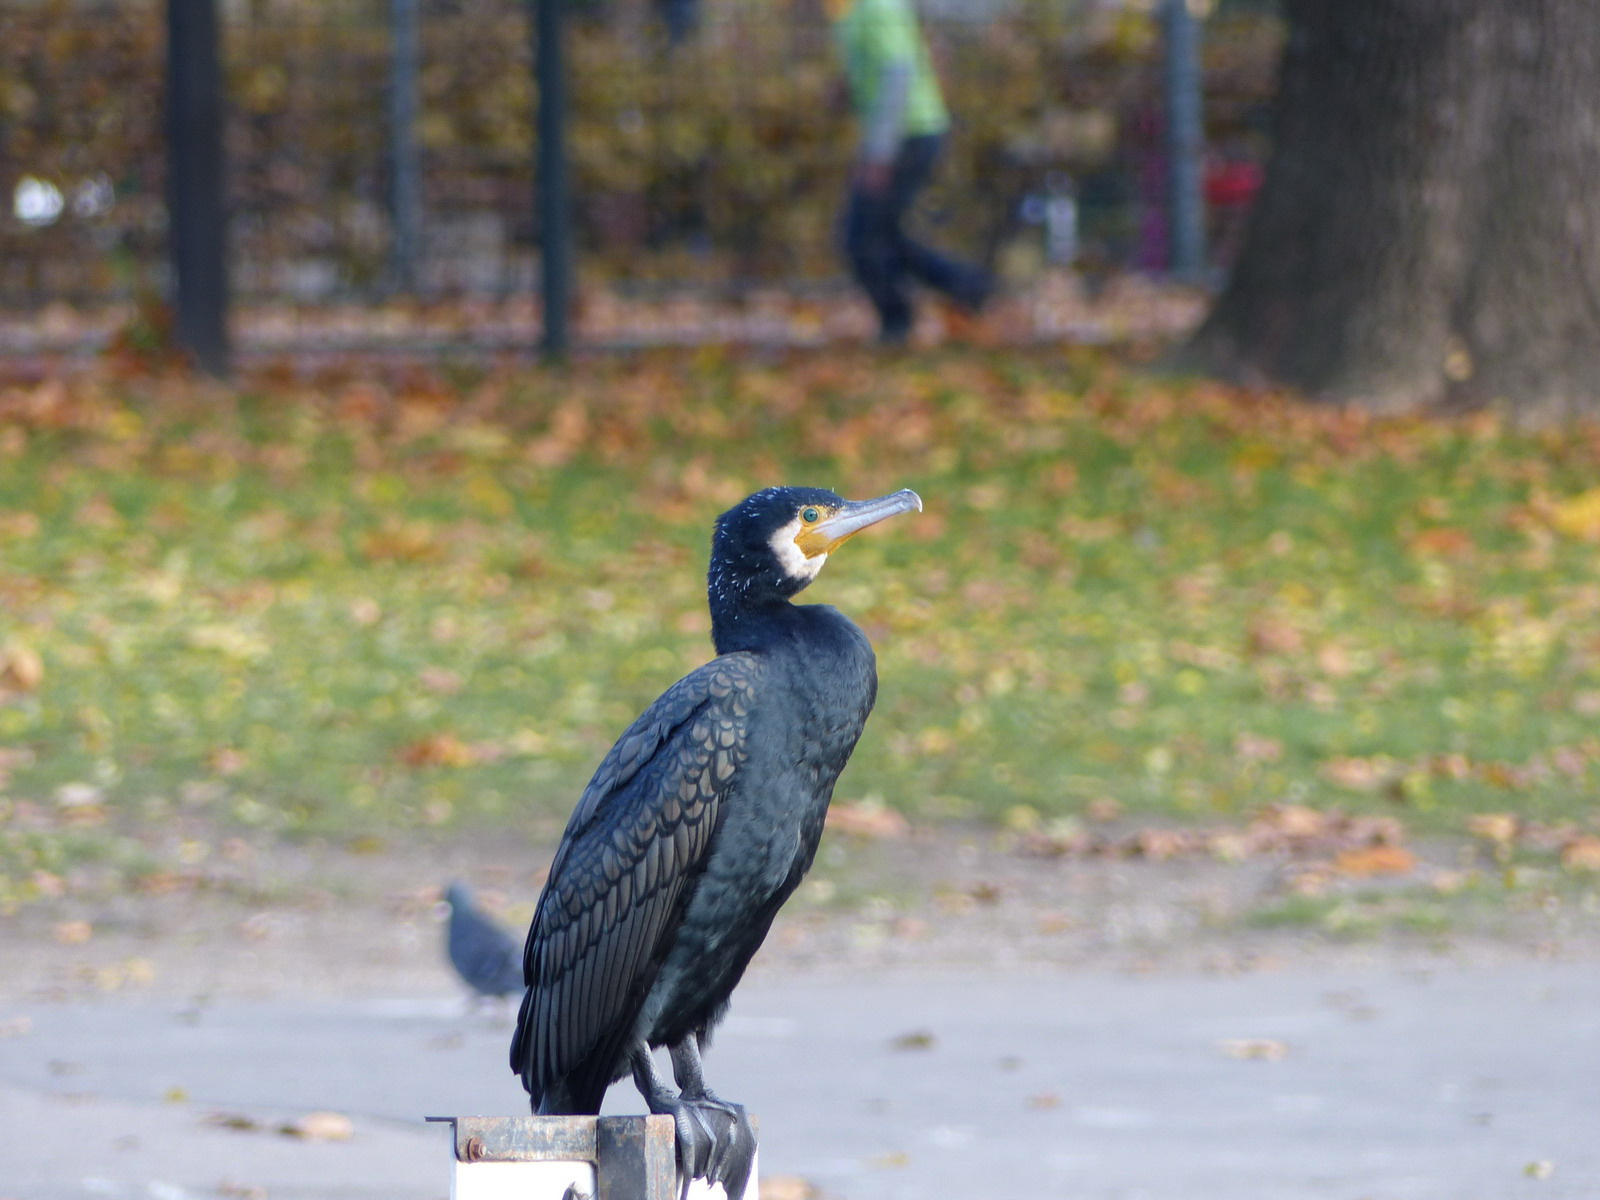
[653,1093,755,1200]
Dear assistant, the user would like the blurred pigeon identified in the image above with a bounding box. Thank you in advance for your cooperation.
[442,883,525,1000]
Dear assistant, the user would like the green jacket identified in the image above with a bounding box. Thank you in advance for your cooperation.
[834,0,949,161]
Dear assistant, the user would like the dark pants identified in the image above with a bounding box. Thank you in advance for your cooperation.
[842,133,988,341]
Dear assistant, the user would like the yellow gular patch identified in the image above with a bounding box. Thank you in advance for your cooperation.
[794,522,840,559]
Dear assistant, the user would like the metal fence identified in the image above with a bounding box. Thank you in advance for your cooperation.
[0,0,1281,349]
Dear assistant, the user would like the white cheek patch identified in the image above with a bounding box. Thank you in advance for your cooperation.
[769,516,828,583]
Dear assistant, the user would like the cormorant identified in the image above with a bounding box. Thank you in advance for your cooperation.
[510,486,921,1200]
[442,882,525,1000]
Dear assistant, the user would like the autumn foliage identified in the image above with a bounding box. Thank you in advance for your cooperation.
[2,348,1600,907]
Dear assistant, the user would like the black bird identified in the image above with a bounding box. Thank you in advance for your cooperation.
[511,486,920,1200]
[443,882,525,1000]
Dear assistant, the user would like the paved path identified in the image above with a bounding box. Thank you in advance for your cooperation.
[2,962,1596,1200]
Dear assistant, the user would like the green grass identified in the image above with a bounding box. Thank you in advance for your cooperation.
[2,347,1599,902]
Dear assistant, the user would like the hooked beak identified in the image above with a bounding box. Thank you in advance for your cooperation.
[797,489,922,557]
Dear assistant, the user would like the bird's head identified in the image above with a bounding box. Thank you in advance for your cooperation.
[708,486,922,613]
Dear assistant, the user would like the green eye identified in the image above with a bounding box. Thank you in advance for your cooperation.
[801,507,820,523]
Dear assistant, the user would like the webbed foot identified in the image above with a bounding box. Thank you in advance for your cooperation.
[661,1094,751,1200]
[631,1044,756,1200]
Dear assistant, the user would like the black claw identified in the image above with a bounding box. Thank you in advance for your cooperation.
[670,1105,712,1200]
[655,1095,756,1200]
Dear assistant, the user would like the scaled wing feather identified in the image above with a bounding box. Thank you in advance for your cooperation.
[512,654,760,1107]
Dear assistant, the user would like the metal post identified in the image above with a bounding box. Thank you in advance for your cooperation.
[533,0,571,360]
[1161,0,1206,283]
[165,0,230,375]
[389,0,423,293]
[429,1115,713,1200]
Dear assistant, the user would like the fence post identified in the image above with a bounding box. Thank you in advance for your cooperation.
[1161,0,1207,284]
[389,0,423,293]
[165,0,230,375]
[532,0,571,361]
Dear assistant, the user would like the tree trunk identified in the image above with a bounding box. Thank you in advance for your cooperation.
[1184,0,1600,421]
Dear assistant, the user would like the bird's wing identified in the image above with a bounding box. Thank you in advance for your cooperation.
[513,653,761,1106]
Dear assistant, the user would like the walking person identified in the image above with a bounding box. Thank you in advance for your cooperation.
[829,0,992,344]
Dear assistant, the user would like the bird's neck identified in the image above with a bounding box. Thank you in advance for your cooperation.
[710,594,800,655]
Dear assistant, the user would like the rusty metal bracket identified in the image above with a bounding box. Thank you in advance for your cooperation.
[427,1115,676,1200]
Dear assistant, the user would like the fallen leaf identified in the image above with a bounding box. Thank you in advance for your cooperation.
[867,1151,910,1169]
[1128,828,1194,860]
[1233,732,1283,763]
[1253,803,1327,839]
[399,733,476,768]
[0,641,43,691]
[1548,487,1600,540]
[208,748,248,775]
[1026,1091,1062,1110]
[1560,836,1600,872]
[1333,845,1416,877]
[1525,1160,1555,1180]
[280,1111,354,1141]
[1247,612,1303,656]
[1086,796,1122,822]
[970,882,1003,905]
[205,1112,263,1132]
[759,1176,818,1200]
[1408,527,1473,557]
[52,920,92,945]
[349,598,382,626]
[826,800,908,839]
[1218,1038,1289,1061]
[889,1030,936,1051]
[1321,757,1393,791]
[419,666,464,695]
[1467,813,1519,846]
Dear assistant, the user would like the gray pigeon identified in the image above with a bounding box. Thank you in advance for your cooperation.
[443,882,525,999]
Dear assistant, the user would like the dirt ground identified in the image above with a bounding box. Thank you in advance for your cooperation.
[5,822,1598,1006]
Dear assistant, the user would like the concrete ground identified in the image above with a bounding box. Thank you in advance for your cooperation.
[4,962,1597,1200]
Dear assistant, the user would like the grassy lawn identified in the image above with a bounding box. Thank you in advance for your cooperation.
[2,347,1599,903]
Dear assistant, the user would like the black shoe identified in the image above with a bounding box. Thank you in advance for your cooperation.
[955,271,995,315]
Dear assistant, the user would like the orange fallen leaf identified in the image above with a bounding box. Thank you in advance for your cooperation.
[1407,527,1473,557]
[1253,803,1327,839]
[0,641,43,692]
[1560,836,1600,872]
[1333,845,1416,877]
[1467,813,1519,846]
[1247,613,1303,656]
[826,800,908,839]
[1129,828,1194,860]
[399,733,476,768]
[1322,756,1392,791]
